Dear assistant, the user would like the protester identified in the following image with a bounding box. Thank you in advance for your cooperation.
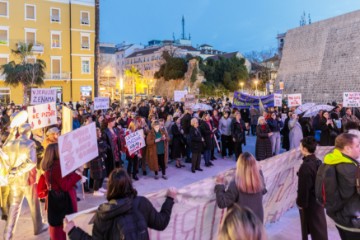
[181,108,193,163]
[231,112,246,160]
[297,137,328,240]
[63,168,177,240]
[125,122,140,181]
[319,111,339,146]
[219,111,233,158]
[215,152,267,222]
[189,118,203,173]
[171,117,186,168]
[281,112,291,151]
[199,112,215,167]
[267,112,283,155]
[341,108,360,129]
[102,117,122,176]
[255,116,272,161]
[288,113,303,149]
[218,204,267,240]
[146,120,170,179]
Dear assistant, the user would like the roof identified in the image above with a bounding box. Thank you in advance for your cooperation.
[100,46,116,54]
[206,52,240,61]
[200,44,213,47]
[126,47,162,58]
[177,45,198,51]
[263,54,280,63]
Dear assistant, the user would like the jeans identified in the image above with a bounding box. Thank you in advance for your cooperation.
[203,149,211,165]
[270,131,281,155]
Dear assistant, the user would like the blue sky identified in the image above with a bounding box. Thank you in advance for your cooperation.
[100,0,360,53]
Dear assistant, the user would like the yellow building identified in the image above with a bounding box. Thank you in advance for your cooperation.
[0,0,95,104]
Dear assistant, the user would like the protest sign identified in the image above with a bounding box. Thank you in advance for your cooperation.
[28,102,57,130]
[71,146,333,239]
[58,123,98,177]
[125,129,146,156]
[184,94,196,109]
[287,94,302,107]
[174,90,188,102]
[343,92,360,107]
[274,93,282,107]
[94,97,110,110]
[62,106,73,135]
[30,88,57,105]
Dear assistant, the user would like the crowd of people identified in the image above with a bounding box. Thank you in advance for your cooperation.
[1,97,360,240]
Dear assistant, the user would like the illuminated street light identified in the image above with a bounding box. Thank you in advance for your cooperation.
[240,82,244,92]
[254,79,259,96]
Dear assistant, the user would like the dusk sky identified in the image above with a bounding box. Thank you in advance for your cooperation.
[100,0,360,53]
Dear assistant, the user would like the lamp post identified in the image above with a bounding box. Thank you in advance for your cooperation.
[105,69,111,99]
[240,82,244,92]
[254,79,259,96]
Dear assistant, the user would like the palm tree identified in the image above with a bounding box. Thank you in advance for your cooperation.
[124,66,142,104]
[0,43,46,105]
[94,0,100,97]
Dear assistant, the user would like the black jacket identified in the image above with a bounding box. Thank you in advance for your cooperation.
[189,126,203,153]
[199,120,213,150]
[68,196,174,240]
[319,118,339,146]
[138,106,149,119]
[267,118,283,132]
[180,113,192,135]
[231,119,246,143]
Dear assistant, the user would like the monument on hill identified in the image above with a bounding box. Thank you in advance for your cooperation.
[275,10,360,104]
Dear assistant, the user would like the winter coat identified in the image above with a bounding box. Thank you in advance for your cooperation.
[250,108,260,125]
[103,127,122,167]
[267,118,283,132]
[146,129,169,172]
[90,138,110,180]
[231,119,246,144]
[255,124,272,161]
[68,196,175,240]
[171,124,185,159]
[296,154,328,240]
[180,113,192,135]
[281,117,290,151]
[219,117,232,136]
[289,119,303,150]
[319,118,339,146]
[341,114,360,129]
[199,120,214,151]
[214,172,267,223]
[189,126,203,154]
[323,149,360,228]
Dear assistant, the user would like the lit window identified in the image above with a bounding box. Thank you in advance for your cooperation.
[51,32,61,48]
[0,28,8,45]
[0,1,8,17]
[25,4,36,20]
[81,34,90,49]
[81,59,90,74]
[81,11,89,25]
[51,8,60,22]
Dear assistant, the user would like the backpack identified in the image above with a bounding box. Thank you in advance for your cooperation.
[315,164,344,214]
[110,197,149,240]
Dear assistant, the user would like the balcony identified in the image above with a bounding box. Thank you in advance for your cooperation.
[45,72,71,80]
[32,44,44,54]
[81,43,89,49]
[81,18,89,25]
[51,15,60,22]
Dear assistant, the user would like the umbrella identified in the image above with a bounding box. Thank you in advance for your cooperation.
[191,103,213,111]
[303,105,335,118]
[294,103,316,115]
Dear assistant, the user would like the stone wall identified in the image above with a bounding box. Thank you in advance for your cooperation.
[276,10,360,103]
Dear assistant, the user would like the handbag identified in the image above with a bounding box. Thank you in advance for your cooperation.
[47,166,74,227]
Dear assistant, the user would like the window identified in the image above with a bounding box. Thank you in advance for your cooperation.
[51,31,61,48]
[80,11,89,25]
[0,55,8,66]
[25,29,36,45]
[0,1,8,18]
[50,8,60,22]
[51,57,62,79]
[25,4,36,20]
[81,33,90,49]
[81,58,90,74]
[0,26,8,45]
[26,56,36,64]
[0,88,10,104]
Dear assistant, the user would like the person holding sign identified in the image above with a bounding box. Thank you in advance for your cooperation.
[146,121,170,180]
[103,117,122,176]
[124,122,140,181]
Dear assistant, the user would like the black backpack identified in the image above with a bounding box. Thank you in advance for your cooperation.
[110,197,149,240]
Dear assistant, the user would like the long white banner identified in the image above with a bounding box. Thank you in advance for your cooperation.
[69,146,333,239]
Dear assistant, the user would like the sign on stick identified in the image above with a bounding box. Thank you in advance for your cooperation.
[125,129,146,156]
[30,88,57,105]
[274,93,282,107]
[287,94,302,107]
[28,102,57,130]
[343,92,360,107]
[94,97,110,110]
[174,90,188,102]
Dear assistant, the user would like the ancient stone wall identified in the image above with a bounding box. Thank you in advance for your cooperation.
[276,10,360,103]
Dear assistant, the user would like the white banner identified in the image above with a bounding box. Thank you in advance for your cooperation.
[184,94,196,109]
[94,97,110,110]
[125,129,146,156]
[174,90,188,102]
[58,123,98,177]
[288,94,302,107]
[28,102,57,130]
[70,147,333,239]
[62,106,73,135]
[30,88,57,105]
[343,92,360,107]
[274,93,282,107]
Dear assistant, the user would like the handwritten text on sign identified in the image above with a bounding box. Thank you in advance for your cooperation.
[28,102,57,130]
[59,123,98,177]
[184,94,196,109]
[30,88,57,105]
[287,93,302,107]
[343,92,360,107]
[94,97,110,110]
[274,93,282,107]
[125,129,146,156]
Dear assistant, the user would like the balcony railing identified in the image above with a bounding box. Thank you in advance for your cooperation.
[17,42,44,54]
[0,39,8,45]
[51,15,60,22]
[45,72,71,80]
[81,43,89,49]
[81,18,89,25]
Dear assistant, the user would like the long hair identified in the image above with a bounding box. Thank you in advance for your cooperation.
[107,168,137,201]
[41,143,60,171]
[218,204,267,240]
[235,152,263,194]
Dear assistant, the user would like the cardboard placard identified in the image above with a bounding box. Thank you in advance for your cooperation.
[30,88,57,105]
[184,94,196,109]
[287,94,302,107]
[62,106,73,135]
[58,123,98,177]
[343,92,360,107]
[94,97,110,110]
[274,93,282,107]
[174,90,188,102]
[125,129,146,156]
[28,102,57,130]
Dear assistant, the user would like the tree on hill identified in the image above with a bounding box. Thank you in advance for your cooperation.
[0,43,46,105]
[154,51,187,81]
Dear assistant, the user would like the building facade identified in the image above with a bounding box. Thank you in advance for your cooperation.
[0,0,95,104]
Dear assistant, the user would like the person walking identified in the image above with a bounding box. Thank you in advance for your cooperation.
[255,116,273,161]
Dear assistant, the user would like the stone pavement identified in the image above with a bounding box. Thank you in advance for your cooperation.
[0,135,340,239]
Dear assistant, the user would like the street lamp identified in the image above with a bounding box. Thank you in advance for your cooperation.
[254,79,259,96]
[105,69,111,99]
[240,82,244,92]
